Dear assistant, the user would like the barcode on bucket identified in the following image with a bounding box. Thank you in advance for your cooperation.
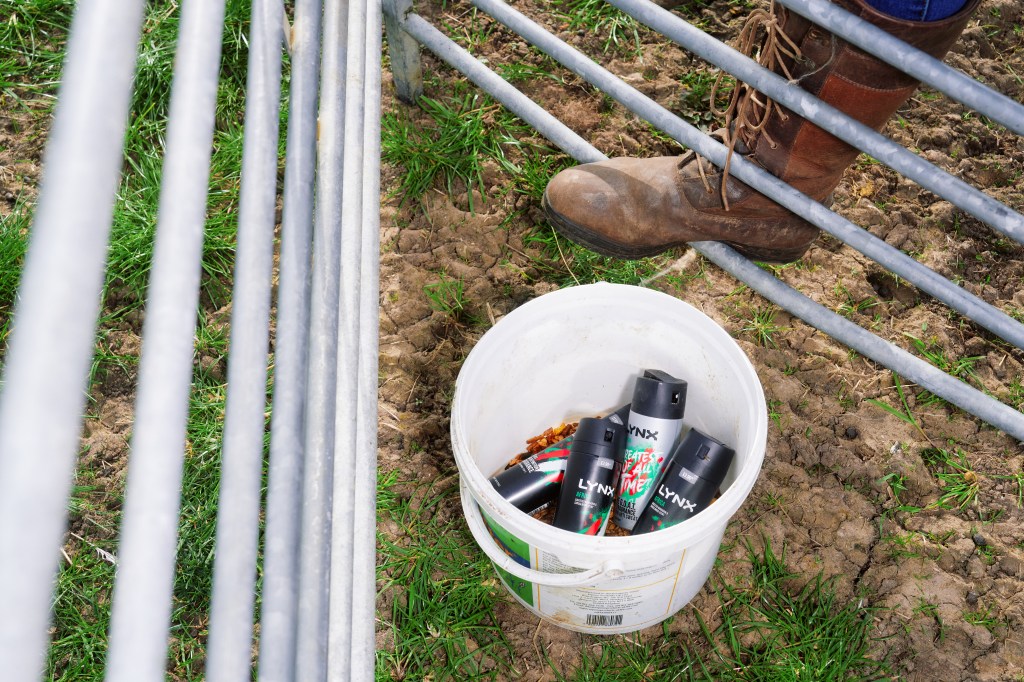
[585,614,623,627]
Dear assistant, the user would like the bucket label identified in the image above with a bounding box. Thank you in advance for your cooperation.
[481,512,534,606]
[534,551,687,630]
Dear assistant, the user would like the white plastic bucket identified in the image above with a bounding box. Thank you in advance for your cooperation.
[451,282,767,634]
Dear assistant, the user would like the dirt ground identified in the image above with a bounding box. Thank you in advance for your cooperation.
[377,0,1024,679]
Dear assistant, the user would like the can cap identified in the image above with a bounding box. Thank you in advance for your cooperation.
[631,369,687,420]
[670,428,735,485]
[572,415,626,463]
[608,403,631,423]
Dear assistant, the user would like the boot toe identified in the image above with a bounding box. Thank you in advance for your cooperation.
[543,164,624,228]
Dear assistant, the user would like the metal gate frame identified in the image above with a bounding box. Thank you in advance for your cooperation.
[383,0,1024,439]
[0,0,380,679]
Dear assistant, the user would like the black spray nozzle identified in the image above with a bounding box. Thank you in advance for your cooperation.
[572,415,626,462]
[670,429,735,484]
[633,369,687,420]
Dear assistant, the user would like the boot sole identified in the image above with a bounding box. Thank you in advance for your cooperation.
[542,190,810,264]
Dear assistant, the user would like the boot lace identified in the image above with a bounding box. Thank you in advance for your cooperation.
[688,0,803,210]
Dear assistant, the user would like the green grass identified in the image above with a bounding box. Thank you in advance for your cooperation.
[738,304,785,348]
[866,373,931,444]
[381,84,671,287]
[963,602,1003,634]
[0,198,31,344]
[373,484,891,682]
[687,541,889,681]
[921,447,981,512]
[0,0,77,340]
[554,0,642,55]
[382,91,533,211]
[424,271,471,323]
[0,0,72,99]
[676,69,733,126]
[376,477,516,680]
[522,226,673,286]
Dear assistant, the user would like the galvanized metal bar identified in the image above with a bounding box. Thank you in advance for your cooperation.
[258,0,323,679]
[350,0,385,676]
[400,14,604,164]
[327,0,370,674]
[383,0,424,103]
[104,2,226,680]
[778,0,1024,137]
[605,0,1024,245]
[397,11,1024,440]
[693,240,1024,440]
[0,2,146,679]
[294,0,347,675]
[465,0,1024,351]
[205,0,285,677]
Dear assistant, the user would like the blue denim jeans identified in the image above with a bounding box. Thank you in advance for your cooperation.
[865,0,968,21]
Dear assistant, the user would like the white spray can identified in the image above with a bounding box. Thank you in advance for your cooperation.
[613,369,687,531]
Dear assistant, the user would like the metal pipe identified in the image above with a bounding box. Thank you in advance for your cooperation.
[604,0,1024,245]
[205,0,284,677]
[350,0,385,676]
[0,2,146,679]
[294,0,347,676]
[401,15,604,164]
[104,2,226,680]
[400,10,1024,439]
[327,0,370,675]
[694,240,1024,440]
[258,0,323,679]
[463,0,1024,351]
[777,0,1024,137]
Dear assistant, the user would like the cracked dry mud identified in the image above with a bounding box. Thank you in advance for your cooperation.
[376,0,1024,679]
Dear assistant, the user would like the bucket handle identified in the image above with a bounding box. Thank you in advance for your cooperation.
[463,488,623,588]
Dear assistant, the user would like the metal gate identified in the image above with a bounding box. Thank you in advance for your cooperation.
[385,0,1024,438]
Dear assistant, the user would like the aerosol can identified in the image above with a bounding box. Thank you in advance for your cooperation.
[552,411,627,535]
[632,429,735,535]
[491,405,630,514]
[613,370,687,531]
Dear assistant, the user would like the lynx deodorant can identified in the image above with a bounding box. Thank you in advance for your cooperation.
[552,412,627,535]
[632,428,735,535]
[613,369,687,531]
[489,436,575,514]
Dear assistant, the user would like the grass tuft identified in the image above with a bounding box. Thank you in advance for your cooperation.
[555,0,642,55]
[376,478,515,681]
[921,447,981,512]
[690,540,890,681]
[382,92,515,211]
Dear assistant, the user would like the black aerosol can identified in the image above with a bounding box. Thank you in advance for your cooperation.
[632,429,735,535]
[613,370,688,532]
[490,405,630,515]
[552,412,627,535]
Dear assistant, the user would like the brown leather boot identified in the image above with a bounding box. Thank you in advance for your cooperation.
[542,0,980,262]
